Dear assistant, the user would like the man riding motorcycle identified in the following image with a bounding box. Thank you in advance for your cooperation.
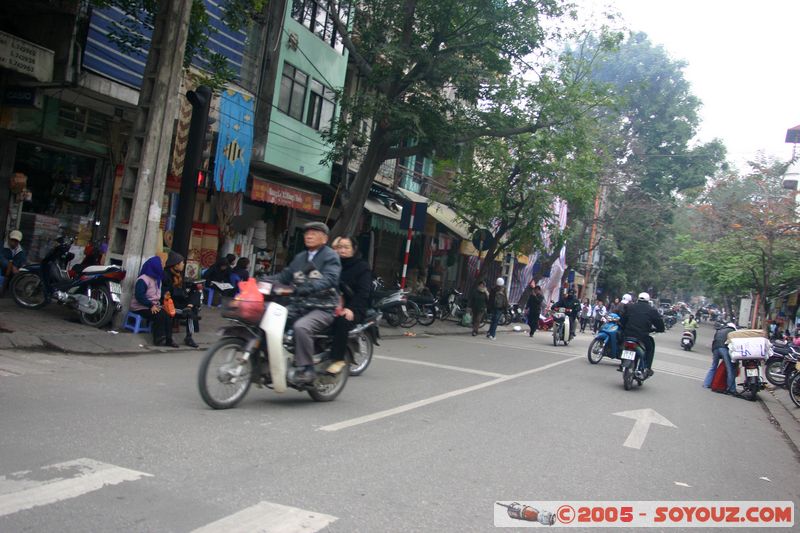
[554,289,580,340]
[683,314,699,342]
[619,292,665,378]
[262,222,341,384]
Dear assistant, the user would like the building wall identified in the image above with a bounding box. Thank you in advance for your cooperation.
[260,5,349,184]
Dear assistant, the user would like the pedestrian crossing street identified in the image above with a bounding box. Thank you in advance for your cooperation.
[0,458,337,532]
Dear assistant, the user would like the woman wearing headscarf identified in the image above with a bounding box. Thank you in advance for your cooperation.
[130,256,177,347]
[162,251,201,348]
[330,236,372,361]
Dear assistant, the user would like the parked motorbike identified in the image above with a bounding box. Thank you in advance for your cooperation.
[372,278,414,328]
[551,307,571,346]
[587,313,622,364]
[680,330,695,351]
[10,236,125,327]
[787,367,800,408]
[765,341,799,388]
[620,337,652,390]
[198,281,349,409]
[663,314,677,330]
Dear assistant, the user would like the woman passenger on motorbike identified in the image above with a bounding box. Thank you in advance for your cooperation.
[330,236,372,361]
[130,256,178,347]
[162,251,201,348]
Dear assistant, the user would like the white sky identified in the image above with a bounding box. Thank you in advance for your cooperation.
[577,0,800,171]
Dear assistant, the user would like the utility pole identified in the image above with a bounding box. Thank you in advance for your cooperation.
[115,0,192,325]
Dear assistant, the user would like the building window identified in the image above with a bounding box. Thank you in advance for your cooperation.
[305,79,336,131]
[291,0,351,54]
[278,63,308,120]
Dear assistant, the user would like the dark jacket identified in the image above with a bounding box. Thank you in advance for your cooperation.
[620,301,665,341]
[712,326,736,351]
[203,259,231,287]
[339,255,372,323]
[526,293,544,315]
[469,287,489,312]
[488,287,508,312]
[554,296,580,318]
[268,245,341,316]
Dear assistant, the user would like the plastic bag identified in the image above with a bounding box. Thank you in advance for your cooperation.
[461,311,472,327]
[223,278,265,324]
[163,293,177,317]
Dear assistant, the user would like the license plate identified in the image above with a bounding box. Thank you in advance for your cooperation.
[746,368,759,377]
[621,350,636,360]
[796,362,800,371]
[109,282,122,294]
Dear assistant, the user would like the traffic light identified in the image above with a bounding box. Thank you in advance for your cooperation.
[173,86,213,258]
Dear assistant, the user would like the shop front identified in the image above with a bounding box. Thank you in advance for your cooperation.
[8,140,109,261]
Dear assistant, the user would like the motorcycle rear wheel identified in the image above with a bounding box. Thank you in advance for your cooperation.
[552,327,558,347]
[10,273,47,309]
[308,353,350,402]
[400,301,419,328]
[587,338,605,364]
[415,303,436,326]
[622,363,634,390]
[788,372,800,408]
[79,285,115,328]
[198,337,253,409]
[349,333,373,376]
[384,309,402,327]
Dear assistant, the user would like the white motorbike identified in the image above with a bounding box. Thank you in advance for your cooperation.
[680,329,695,351]
[198,282,349,409]
[552,307,571,346]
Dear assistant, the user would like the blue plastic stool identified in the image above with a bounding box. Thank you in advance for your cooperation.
[123,311,152,333]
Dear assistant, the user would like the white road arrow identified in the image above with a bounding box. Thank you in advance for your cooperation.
[613,408,677,449]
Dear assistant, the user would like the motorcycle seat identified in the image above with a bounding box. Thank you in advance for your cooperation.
[81,265,121,274]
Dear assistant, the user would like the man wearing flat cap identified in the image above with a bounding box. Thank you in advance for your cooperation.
[264,221,341,383]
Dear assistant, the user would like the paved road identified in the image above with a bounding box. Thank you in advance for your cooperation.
[1,323,798,532]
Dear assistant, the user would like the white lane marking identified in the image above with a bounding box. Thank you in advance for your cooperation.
[613,408,677,450]
[320,357,579,431]
[374,354,507,378]
[0,458,152,517]
[191,501,337,533]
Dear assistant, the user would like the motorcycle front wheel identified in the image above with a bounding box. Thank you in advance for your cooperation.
[349,332,373,376]
[79,285,115,328]
[587,338,606,364]
[765,359,786,387]
[787,372,800,408]
[10,272,47,309]
[309,354,350,402]
[416,304,436,326]
[198,337,253,409]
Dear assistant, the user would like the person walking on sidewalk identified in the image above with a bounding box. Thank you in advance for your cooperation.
[526,284,544,337]
[469,280,489,336]
[579,298,592,333]
[130,256,178,347]
[486,277,508,340]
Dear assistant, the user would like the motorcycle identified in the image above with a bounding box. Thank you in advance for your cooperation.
[587,313,622,364]
[620,337,652,390]
[198,281,349,409]
[372,278,414,328]
[663,314,677,330]
[551,307,571,346]
[765,341,799,388]
[727,329,771,401]
[788,366,800,408]
[10,236,125,327]
[680,330,695,351]
[348,308,382,376]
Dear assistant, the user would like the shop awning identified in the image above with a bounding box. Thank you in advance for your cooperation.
[398,188,470,239]
[364,197,401,221]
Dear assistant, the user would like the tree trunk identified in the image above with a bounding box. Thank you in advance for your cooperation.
[331,125,391,238]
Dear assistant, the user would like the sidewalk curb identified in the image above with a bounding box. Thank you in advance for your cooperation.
[759,389,800,460]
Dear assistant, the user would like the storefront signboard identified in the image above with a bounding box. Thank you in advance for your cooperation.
[0,31,54,83]
[251,178,321,214]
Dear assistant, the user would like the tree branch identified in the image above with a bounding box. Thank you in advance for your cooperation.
[326,0,376,82]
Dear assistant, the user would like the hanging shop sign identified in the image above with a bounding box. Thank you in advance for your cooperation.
[0,31,54,83]
[251,178,321,214]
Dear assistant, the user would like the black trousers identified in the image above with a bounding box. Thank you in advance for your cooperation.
[527,309,539,335]
[331,315,355,360]
[133,308,173,344]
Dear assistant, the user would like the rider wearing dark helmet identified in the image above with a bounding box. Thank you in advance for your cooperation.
[619,292,665,377]
[554,288,581,340]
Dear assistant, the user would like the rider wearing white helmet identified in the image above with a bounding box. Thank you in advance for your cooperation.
[619,291,665,378]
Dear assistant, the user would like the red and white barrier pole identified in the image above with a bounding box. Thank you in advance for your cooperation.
[400,202,416,289]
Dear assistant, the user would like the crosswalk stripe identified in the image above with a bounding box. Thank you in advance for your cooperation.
[0,458,152,517]
[191,501,338,533]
